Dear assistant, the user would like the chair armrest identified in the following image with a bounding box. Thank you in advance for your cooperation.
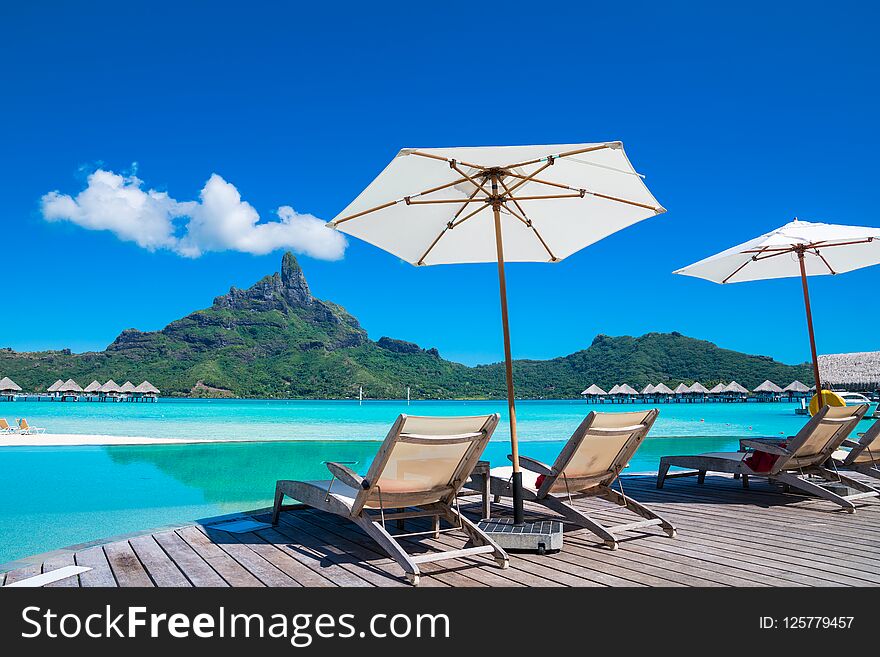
[740,440,792,456]
[842,438,861,449]
[509,454,555,476]
[325,462,367,489]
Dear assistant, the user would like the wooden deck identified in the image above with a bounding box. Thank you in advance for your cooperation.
[4,473,880,588]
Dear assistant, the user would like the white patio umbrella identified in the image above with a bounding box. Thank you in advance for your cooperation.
[675,219,880,408]
[329,142,664,523]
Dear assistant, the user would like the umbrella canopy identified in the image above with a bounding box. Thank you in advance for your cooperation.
[83,380,102,393]
[0,376,21,392]
[641,384,656,395]
[58,379,83,393]
[47,379,64,393]
[754,380,783,393]
[100,380,122,393]
[329,142,663,525]
[653,383,674,395]
[783,380,810,393]
[675,219,880,409]
[135,381,160,394]
[673,383,690,395]
[724,381,749,395]
[708,383,726,394]
[688,382,710,394]
[580,384,607,396]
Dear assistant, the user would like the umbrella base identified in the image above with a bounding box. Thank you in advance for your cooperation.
[476,518,563,555]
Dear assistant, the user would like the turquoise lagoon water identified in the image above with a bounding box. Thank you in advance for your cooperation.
[0,398,854,565]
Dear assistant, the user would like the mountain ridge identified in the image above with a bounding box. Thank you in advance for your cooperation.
[0,253,813,398]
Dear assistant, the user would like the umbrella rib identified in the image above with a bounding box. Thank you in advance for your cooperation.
[502,143,618,169]
[451,163,490,197]
[502,202,558,262]
[722,248,768,283]
[407,150,485,170]
[503,171,662,212]
[812,249,837,275]
[504,161,554,195]
[330,176,470,225]
[417,203,490,265]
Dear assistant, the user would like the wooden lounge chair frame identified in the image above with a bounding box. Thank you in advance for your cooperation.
[272,413,508,586]
[657,404,878,513]
[833,418,880,480]
[478,409,675,550]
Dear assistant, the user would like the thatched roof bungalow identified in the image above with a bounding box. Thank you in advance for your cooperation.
[580,384,607,397]
[83,380,102,394]
[100,380,123,395]
[47,379,64,394]
[0,376,22,393]
[653,383,674,396]
[119,381,137,396]
[57,379,83,394]
[753,380,783,402]
[723,381,749,401]
[133,381,160,400]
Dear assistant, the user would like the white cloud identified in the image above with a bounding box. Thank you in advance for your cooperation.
[40,168,347,261]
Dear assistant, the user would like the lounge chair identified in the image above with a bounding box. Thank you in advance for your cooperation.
[474,409,676,550]
[271,414,509,586]
[0,419,15,434]
[830,418,880,480]
[657,404,878,512]
[18,419,46,435]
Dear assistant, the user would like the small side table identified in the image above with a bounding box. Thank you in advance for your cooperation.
[459,460,492,520]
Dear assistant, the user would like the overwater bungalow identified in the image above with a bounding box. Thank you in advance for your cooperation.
[723,380,749,402]
[0,376,21,401]
[653,383,674,403]
[707,382,726,400]
[782,380,811,401]
[57,379,83,400]
[753,379,783,402]
[613,383,639,404]
[100,379,123,400]
[119,381,137,399]
[83,380,102,396]
[639,384,656,402]
[687,381,710,403]
[133,380,160,402]
[580,384,608,404]
[46,379,64,398]
[673,383,690,402]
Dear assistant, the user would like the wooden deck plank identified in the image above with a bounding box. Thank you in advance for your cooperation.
[153,530,228,587]
[103,541,154,587]
[175,526,264,587]
[2,563,41,585]
[196,525,299,588]
[42,552,79,587]
[75,545,118,587]
[129,535,192,587]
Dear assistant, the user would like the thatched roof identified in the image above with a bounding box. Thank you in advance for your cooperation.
[688,382,710,394]
[134,381,160,394]
[47,379,64,392]
[753,380,783,393]
[607,384,621,395]
[58,379,83,393]
[783,380,810,393]
[0,376,21,392]
[83,380,102,393]
[617,383,639,395]
[641,384,656,395]
[708,383,726,394]
[673,383,690,394]
[653,383,674,395]
[119,381,137,393]
[724,381,749,394]
[100,379,122,393]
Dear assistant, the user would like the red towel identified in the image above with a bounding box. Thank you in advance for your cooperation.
[742,441,786,473]
[534,474,545,489]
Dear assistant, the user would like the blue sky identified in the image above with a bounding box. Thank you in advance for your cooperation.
[1,1,877,366]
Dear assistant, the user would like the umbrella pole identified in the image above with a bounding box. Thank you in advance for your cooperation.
[797,250,824,408]
[492,177,525,525]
